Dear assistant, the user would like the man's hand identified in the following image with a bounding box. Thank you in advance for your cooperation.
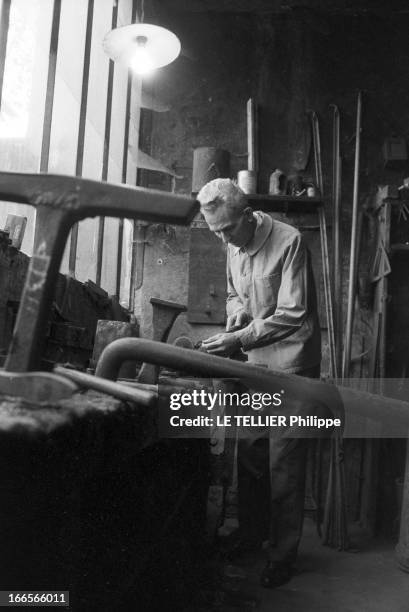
[226,310,249,331]
[201,332,242,356]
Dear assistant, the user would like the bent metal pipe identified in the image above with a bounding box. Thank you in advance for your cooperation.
[95,337,409,434]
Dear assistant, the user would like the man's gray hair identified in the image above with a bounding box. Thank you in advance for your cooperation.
[197,178,248,213]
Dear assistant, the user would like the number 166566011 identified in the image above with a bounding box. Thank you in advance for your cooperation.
[0,592,69,607]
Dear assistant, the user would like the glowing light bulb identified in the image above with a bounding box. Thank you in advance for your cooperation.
[130,35,155,75]
[103,24,181,75]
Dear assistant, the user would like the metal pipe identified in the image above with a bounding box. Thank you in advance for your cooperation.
[94,338,409,430]
[55,365,156,406]
[342,91,362,379]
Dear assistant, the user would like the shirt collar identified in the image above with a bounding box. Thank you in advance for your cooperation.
[231,211,273,257]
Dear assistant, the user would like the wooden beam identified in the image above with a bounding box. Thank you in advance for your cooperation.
[156,0,409,13]
[69,0,95,277]
[116,0,138,300]
[96,0,118,287]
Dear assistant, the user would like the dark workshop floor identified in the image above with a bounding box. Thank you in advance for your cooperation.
[191,520,409,612]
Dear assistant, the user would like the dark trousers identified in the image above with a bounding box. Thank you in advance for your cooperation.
[237,364,320,566]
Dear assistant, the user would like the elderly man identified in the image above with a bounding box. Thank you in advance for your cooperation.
[197,178,321,588]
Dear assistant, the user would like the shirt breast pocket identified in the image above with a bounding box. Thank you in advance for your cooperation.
[253,273,281,308]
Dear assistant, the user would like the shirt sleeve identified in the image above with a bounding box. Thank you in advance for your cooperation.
[237,234,310,350]
[226,251,246,317]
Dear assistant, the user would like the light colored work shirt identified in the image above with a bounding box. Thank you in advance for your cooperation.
[227,211,321,373]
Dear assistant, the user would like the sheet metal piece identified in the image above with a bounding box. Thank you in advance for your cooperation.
[138,298,187,384]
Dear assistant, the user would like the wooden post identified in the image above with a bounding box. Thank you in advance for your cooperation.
[247,98,258,173]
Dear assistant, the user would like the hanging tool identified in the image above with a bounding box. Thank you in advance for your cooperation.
[370,242,391,282]
[0,171,198,401]
[397,201,409,223]
[310,111,338,379]
[342,91,362,380]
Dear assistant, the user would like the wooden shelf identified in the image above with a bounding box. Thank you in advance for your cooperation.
[390,243,409,254]
[247,194,323,214]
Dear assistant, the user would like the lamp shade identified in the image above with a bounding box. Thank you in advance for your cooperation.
[103,23,181,74]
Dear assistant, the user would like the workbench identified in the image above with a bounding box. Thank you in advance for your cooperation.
[0,391,209,610]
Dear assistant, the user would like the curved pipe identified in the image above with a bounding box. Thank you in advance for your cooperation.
[95,339,332,404]
[94,338,408,431]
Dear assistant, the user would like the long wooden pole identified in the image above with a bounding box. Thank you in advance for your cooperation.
[311,112,338,378]
[331,105,342,374]
[342,91,362,379]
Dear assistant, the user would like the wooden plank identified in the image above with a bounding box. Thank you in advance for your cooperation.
[246,194,321,214]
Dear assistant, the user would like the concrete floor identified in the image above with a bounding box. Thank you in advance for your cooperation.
[197,520,409,612]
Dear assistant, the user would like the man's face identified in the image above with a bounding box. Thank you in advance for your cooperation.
[202,204,255,248]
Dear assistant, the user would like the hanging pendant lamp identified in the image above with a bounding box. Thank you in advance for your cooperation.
[103,0,181,77]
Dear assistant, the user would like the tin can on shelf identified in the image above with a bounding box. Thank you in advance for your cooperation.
[237,170,257,194]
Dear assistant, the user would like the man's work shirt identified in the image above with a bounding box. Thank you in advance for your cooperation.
[228,211,321,373]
